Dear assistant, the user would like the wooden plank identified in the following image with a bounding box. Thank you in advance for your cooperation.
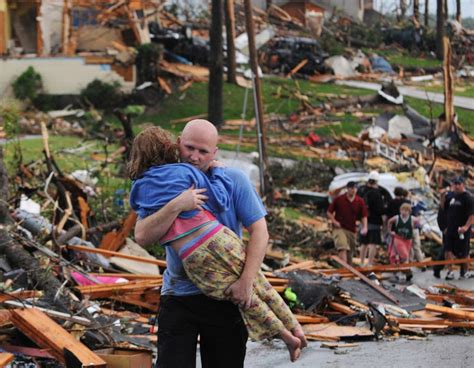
[76,280,161,299]
[295,315,329,324]
[275,260,315,273]
[305,334,339,342]
[90,273,162,280]
[0,290,41,303]
[286,59,308,78]
[425,304,474,321]
[65,244,167,267]
[317,257,474,275]
[158,77,172,94]
[100,211,137,251]
[4,301,91,325]
[10,308,106,367]
[328,301,356,315]
[399,323,448,329]
[331,255,399,305]
[303,322,373,339]
[321,342,359,349]
[0,353,14,367]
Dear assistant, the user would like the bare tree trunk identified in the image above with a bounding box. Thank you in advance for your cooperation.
[443,36,454,129]
[208,0,224,127]
[400,0,407,20]
[456,0,461,22]
[224,0,237,85]
[425,0,430,27]
[436,0,446,59]
[243,0,272,203]
[414,0,420,22]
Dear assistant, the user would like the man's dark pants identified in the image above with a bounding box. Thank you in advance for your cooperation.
[156,294,248,368]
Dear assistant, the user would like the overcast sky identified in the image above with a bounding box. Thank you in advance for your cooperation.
[374,0,474,18]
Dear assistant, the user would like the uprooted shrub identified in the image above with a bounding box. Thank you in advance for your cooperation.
[80,79,123,110]
[12,67,43,102]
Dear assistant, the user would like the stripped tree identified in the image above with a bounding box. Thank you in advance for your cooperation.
[436,0,446,59]
[208,0,224,127]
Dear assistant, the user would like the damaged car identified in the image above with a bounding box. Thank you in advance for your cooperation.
[261,36,328,75]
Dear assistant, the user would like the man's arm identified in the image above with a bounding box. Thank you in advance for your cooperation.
[327,210,341,228]
[459,214,474,234]
[361,216,368,235]
[134,186,208,247]
[224,217,269,309]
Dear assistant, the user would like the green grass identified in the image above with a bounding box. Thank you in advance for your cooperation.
[404,97,474,135]
[281,207,303,221]
[136,78,371,129]
[421,84,474,99]
[362,47,442,69]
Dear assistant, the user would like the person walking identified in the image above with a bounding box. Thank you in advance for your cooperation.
[134,119,270,368]
[360,171,386,266]
[327,181,368,266]
[442,176,474,280]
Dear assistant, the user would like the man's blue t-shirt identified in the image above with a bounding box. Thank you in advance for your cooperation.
[160,167,267,296]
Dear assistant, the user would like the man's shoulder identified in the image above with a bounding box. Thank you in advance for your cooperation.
[223,167,249,181]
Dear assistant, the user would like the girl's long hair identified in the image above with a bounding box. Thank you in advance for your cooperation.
[128,126,179,180]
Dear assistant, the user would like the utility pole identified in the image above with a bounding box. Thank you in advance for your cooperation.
[224,0,238,84]
[208,0,224,127]
[243,0,271,202]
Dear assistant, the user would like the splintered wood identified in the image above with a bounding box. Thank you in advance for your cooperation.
[10,308,106,367]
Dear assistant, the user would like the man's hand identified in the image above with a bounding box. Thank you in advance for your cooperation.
[332,220,341,228]
[134,185,208,246]
[224,278,253,310]
[208,159,225,169]
[360,226,368,235]
[175,185,208,212]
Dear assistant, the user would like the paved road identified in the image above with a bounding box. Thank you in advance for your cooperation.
[196,269,474,368]
[337,80,474,110]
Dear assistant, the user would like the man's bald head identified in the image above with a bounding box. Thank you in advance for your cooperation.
[182,119,219,147]
[178,119,219,171]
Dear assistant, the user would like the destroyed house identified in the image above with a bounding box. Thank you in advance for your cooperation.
[0,0,164,95]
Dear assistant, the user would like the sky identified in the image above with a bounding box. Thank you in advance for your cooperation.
[373,0,474,18]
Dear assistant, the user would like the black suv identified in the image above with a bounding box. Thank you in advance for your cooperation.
[262,37,328,75]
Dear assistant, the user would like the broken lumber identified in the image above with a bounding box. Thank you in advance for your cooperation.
[321,342,359,349]
[328,301,356,315]
[65,244,167,267]
[76,279,162,299]
[425,304,474,321]
[4,301,91,326]
[318,258,474,274]
[0,353,14,367]
[275,260,315,272]
[99,211,137,251]
[331,256,399,305]
[295,315,329,324]
[10,308,106,367]
[286,59,308,78]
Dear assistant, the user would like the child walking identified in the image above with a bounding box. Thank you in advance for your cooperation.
[387,203,420,281]
[129,127,306,362]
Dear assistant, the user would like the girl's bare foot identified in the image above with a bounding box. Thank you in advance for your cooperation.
[280,329,302,362]
[292,325,308,348]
